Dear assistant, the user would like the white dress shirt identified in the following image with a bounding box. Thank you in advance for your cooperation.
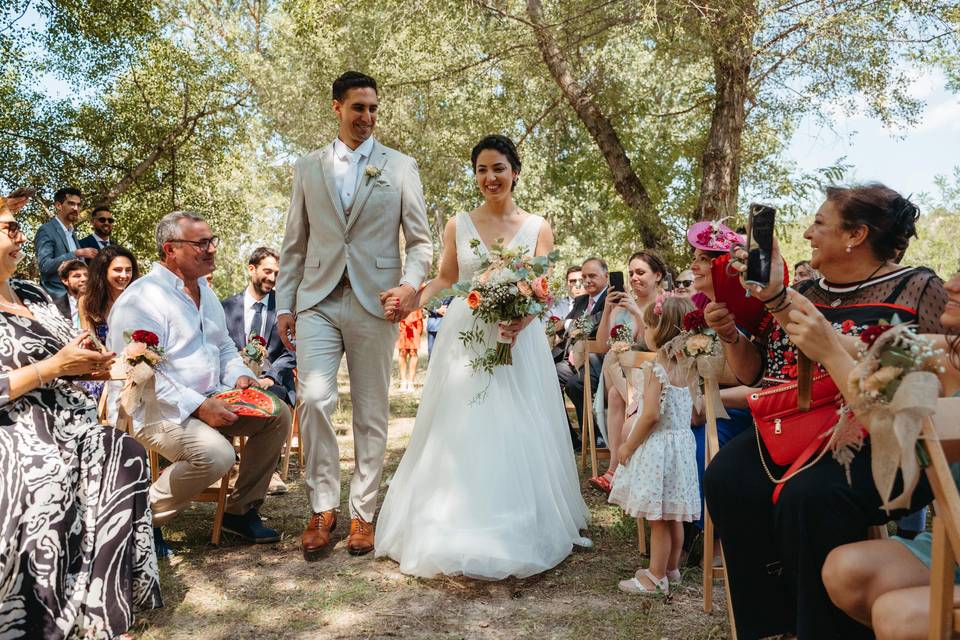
[68,295,80,329]
[332,136,375,212]
[54,217,78,252]
[93,233,109,249]
[106,262,256,429]
[243,288,269,340]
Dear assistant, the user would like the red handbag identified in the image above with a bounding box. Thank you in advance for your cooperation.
[747,374,845,502]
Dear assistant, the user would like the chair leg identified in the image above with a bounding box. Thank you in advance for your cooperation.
[721,545,738,640]
[930,517,954,639]
[149,450,160,484]
[704,506,715,613]
[211,468,231,546]
[281,407,296,482]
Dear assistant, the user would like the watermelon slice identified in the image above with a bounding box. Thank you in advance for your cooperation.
[213,387,283,418]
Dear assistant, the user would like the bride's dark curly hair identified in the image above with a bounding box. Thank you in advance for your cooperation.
[471,135,521,190]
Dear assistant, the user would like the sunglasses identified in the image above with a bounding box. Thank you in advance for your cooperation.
[95,217,115,223]
[0,221,23,239]
[676,279,693,288]
[168,236,220,251]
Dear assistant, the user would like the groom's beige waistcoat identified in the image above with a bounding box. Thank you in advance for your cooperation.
[276,139,432,317]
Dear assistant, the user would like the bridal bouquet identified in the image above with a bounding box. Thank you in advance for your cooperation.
[241,334,269,376]
[833,322,944,509]
[663,307,729,419]
[446,238,559,373]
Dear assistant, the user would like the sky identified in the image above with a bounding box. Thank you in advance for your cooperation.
[783,69,960,205]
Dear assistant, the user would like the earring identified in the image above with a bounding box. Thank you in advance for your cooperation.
[845,245,852,253]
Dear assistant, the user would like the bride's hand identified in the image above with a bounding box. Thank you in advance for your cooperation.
[498,315,535,340]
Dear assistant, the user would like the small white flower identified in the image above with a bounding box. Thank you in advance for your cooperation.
[364,165,382,179]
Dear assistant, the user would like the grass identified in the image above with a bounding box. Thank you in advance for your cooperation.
[132,362,732,639]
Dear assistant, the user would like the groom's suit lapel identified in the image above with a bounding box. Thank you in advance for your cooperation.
[319,144,347,227]
[344,141,389,235]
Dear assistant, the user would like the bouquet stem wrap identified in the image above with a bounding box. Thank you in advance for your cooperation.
[495,327,514,365]
[866,370,939,511]
[116,361,163,435]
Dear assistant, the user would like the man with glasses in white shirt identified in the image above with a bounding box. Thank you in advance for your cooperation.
[108,211,291,556]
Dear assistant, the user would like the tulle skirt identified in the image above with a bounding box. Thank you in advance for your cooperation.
[375,299,590,579]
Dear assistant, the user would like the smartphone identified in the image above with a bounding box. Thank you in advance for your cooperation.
[745,203,776,288]
[609,271,625,293]
[7,187,36,199]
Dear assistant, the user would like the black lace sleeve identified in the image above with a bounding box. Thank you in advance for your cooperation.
[911,270,949,334]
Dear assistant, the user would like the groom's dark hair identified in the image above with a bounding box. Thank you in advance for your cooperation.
[333,72,378,101]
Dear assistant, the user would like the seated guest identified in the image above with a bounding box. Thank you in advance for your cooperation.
[0,198,161,637]
[588,250,666,492]
[555,257,608,449]
[673,269,694,297]
[793,259,819,283]
[548,265,584,322]
[221,247,296,405]
[78,245,139,400]
[35,187,98,297]
[703,184,946,638]
[78,205,115,250]
[425,294,452,357]
[107,211,291,551]
[782,273,960,640]
[52,259,88,328]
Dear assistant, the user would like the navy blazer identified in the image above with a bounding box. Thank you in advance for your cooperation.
[35,218,80,297]
[221,290,297,404]
[78,234,111,250]
[554,288,609,363]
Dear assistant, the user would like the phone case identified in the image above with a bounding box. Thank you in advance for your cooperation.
[711,253,789,335]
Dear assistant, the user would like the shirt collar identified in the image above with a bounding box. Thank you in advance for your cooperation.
[94,233,109,243]
[54,217,74,235]
[333,136,375,162]
[151,262,206,291]
[244,286,267,310]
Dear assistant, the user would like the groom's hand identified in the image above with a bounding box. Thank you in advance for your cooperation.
[380,284,416,322]
[278,313,296,351]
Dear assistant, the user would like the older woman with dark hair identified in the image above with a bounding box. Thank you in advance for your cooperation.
[0,199,161,638]
[703,184,947,639]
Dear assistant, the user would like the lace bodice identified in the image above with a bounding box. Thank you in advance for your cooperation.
[455,212,544,280]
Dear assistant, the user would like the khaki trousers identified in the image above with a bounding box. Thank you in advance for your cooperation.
[135,406,291,526]
[296,285,396,520]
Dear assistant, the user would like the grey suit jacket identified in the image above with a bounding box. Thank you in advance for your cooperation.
[276,139,433,318]
[35,218,79,298]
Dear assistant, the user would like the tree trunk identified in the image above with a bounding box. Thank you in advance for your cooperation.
[525,0,669,250]
[695,7,757,221]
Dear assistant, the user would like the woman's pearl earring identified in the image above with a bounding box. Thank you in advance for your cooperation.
[846,245,853,253]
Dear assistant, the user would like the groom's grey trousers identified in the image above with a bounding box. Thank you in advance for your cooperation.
[296,282,397,521]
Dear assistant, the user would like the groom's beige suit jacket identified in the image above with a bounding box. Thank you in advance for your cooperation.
[276,139,432,317]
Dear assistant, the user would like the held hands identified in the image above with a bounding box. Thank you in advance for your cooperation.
[728,234,785,302]
[380,284,417,322]
[498,316,535,342]
[50,332,116,377]
[278,313,296,351]
[195,397,239,428]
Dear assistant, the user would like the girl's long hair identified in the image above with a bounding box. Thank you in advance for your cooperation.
[81,245,139,326]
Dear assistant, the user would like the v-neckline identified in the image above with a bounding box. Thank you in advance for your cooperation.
[464,212,534,255]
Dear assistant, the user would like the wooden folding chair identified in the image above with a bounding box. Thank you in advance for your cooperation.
[99,374,237,545]
[280,367,302,481]
[578,339,611,478]
[617,350,657,556]
[921,410,960,639]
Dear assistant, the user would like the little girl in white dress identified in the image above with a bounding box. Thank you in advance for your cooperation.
[609,295,700,595]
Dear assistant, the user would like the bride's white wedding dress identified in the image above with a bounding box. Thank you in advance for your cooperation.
[375,212,590,580]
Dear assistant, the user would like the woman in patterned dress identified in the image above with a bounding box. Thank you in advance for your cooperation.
[0,200,162,638]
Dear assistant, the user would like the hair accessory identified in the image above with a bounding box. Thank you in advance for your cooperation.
[653,292,672,317]
[687,219,744,253]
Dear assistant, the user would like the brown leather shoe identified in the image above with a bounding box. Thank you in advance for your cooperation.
[301,510,337,554]
[347,517,375,556]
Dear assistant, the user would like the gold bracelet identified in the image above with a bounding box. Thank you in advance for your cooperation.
[32,363,44,386]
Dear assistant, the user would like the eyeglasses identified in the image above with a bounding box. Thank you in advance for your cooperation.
[95,217,115,224]
[676,279,693,288]
[0,221,23,239]
[168,236,220,251]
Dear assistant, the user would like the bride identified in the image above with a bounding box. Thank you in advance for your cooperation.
[375,134,590,579]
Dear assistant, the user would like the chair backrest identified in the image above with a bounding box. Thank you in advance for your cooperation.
[96,369,128,425]
[616,351,657,370]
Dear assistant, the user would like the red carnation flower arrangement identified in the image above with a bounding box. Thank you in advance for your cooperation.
[860,323,895,348]
[130,329,159,347]
[122,329,165,367]
[242,333,269,375]
[682,309,708,333]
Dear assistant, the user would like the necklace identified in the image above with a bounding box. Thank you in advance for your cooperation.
[826,263,888,307]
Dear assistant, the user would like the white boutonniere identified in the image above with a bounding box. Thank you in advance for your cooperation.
[364,165,382,183]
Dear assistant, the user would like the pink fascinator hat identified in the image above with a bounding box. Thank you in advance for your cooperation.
[686,220,743,253]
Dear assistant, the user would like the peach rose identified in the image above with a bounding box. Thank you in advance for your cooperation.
[124,342,148,361]
[466,290,482,310]
[517,280,533,297]
[531,275,550,301]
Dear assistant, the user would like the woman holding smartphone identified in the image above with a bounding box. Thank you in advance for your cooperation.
[0,198,161,637]
[589,250,667,493]
[703,184,947,639]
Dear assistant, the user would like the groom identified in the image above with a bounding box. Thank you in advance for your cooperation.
[276,71,432,558]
